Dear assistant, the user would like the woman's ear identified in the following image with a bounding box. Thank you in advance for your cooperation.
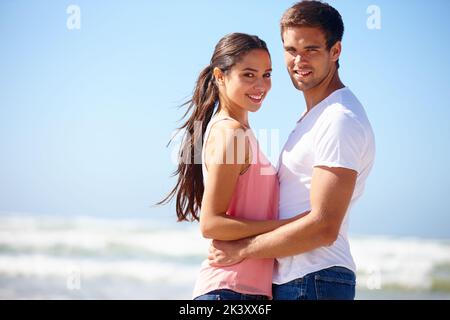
[213,67,225,86]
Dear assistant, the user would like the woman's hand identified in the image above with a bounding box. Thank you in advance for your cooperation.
[208,238,250,267]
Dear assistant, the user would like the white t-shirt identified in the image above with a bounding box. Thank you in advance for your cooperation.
[273,87,375,284]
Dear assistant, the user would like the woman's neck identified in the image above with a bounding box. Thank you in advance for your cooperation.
[216,101,249,129]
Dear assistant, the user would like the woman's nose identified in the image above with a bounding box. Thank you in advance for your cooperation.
[253,78,267,90]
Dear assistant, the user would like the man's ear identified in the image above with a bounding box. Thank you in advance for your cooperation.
[330,41,342,63]
[213,67,225,86]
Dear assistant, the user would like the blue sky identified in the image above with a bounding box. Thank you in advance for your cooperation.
[1,0,449,238]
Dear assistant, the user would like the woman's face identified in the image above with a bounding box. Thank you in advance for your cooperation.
[219,49,272,113]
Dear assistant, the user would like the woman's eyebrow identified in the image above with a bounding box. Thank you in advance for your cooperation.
[241,67,272,72]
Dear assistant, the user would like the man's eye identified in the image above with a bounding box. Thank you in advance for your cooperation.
[244,73,254,78]
[264,73,272,78]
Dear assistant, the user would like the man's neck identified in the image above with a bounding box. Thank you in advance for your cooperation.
[303,69,345,111]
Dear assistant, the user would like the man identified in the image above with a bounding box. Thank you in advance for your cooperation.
[208,0,376,300]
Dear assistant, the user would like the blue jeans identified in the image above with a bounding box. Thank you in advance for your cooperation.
[273,266,356,300]
[194,289,269,300]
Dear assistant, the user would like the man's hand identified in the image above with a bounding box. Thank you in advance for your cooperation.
[208,238,250,267]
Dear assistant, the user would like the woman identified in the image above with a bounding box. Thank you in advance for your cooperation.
[160,33,297,300]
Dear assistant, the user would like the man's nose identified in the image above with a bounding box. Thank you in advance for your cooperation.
[294,54,302,65]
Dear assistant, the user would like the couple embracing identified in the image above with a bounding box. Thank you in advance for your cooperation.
[161,1,375,300]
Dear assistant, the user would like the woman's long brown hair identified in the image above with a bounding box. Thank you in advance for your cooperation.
[158,33,269,222]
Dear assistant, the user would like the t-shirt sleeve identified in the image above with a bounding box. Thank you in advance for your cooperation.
[313,111,366,172]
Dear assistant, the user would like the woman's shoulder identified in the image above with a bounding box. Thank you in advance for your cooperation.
[209,117,247,132]
[205,118,252,168]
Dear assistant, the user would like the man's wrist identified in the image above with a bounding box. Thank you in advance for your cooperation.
[239,236,256,259]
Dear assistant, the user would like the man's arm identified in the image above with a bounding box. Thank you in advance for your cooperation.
[209,166,357,265]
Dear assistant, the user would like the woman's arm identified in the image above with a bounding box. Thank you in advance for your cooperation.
[200,120,307,241]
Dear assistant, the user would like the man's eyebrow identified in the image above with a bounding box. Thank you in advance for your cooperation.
[284,44,322,50]
[304,45,322,49]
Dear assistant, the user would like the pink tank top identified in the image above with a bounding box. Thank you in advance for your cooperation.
[192,116,280,299]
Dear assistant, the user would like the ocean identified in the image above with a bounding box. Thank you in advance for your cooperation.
[0,214,449,300]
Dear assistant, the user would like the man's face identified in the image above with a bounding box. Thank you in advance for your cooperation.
[282,27,339,92]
